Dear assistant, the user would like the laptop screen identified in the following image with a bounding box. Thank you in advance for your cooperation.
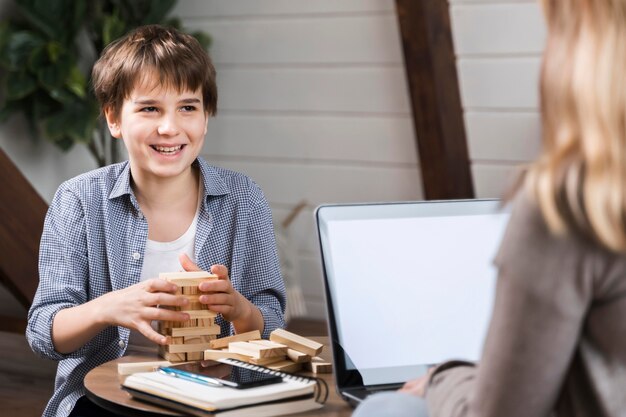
[316,200,510,387]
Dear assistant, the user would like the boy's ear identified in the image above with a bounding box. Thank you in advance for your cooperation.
[104,107,122,139]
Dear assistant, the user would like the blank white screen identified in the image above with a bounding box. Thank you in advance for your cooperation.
[325,212,508,382]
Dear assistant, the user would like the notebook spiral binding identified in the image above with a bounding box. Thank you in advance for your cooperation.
[222,358,329,404]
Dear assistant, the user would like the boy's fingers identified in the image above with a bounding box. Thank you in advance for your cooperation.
[210,264,229,279]
[137,322,167,345]
[179,253,202,272]
[145,278,177,293]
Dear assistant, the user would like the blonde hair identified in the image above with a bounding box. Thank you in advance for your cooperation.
[526,0,626,251]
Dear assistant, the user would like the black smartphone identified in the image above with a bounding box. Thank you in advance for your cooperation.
[161,361,283,389]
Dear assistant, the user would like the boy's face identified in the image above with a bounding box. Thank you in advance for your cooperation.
[105,77,208,183]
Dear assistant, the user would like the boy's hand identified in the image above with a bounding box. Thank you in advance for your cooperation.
[179,253,253,324]
[398,368,436,397]
[99,278,190,345]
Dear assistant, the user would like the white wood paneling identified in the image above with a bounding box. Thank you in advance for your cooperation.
[185,15,403,65]
[458,57,541,109]
[205,115,417,164]
[173,0,395,18]
[465,112,541,162]
[450,3,545,55]
[450,0,544,198]
[203,157,422,207]
[471,163,524,198]
[216,67,411,114]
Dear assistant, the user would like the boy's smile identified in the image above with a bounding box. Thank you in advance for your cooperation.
[105,77,208,184]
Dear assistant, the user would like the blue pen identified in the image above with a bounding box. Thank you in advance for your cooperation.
[158,366,239,388]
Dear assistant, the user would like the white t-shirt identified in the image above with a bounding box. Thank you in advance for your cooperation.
[126,197,201,352]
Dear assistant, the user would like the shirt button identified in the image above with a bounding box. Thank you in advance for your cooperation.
[138,212,144,220]
[132,252,141,260]
[118,339,125,348]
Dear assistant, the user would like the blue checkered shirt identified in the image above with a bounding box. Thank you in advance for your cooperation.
[26,157,286,417]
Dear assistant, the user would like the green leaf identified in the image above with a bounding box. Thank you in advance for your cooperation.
[37,55,72,90]
[48,87,79,104]
[46,41,62,62]
[141,0,176,25]
[5,71,37,100]
[191,31,212,49]
[42,100,98,145]
[65,65,86,98]
[0,30,45,70]
[102,13,127,46]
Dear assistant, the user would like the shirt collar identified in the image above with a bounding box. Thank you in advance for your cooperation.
[108,157,231,200]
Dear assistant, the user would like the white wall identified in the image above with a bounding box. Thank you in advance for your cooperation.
[449,0,545,197]
[173,0,422,318]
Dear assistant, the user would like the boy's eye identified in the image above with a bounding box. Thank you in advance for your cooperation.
[141,106,158,112]
[181,105,197,112]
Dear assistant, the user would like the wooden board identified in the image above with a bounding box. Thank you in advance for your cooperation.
[269,328,323,356]
[208,330,261,349]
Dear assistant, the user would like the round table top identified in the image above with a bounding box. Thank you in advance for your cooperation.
[84,336,352,417]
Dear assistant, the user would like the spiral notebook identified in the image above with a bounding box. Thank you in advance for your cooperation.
[122,358,328,417]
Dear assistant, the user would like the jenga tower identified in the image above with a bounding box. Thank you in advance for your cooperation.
[157,271,221,361]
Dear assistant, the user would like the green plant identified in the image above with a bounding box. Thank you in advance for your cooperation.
[0,0,211,167]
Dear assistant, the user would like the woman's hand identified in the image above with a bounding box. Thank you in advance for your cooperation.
[399,367,436,397]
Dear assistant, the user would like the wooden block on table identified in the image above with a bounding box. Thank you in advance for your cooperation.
[249,340,288,349]
[287,349,311,363]
[159,318,198,332]
[266,359,303,373]
[269,328,323,357]
[117,361,172,375]
[304,357,332,374]
[209,330,261,349]
[169,325,221,337]
[167,342,214,354]
[228,341,287,358]
[203,349,252,362]
[248,355,287,366]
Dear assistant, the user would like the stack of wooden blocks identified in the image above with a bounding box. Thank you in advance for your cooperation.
[157,271,221,362]
[203,328,332,374]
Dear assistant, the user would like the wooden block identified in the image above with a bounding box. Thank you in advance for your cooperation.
[170,325,221,337]
[167,342,214,354]
[203,349,252,362]
[117,361,172,375]
[160,271,218,287]
[287,349,311,363]
[228,341,287,358]
[269,328,323,357]
[183,335,216,344]
[182,286,199,295]
[248,355,287,366]
[158,345,186,362]
[186,351,204,361]
[209,330,261,349]
[266,360,303,373]
[168,336,184,345]
[249,340,289,349]
[304,357,332,374]
[180,310,217,319]
[198,318,215,327]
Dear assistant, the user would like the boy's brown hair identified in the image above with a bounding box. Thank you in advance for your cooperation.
[92,25,217,118]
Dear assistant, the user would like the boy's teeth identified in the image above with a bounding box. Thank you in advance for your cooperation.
[154,145,181,153]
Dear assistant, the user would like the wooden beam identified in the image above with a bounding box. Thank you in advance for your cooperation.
[0,148,48,309]
[395,0,474,200]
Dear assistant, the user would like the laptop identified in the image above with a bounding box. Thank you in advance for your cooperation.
[315,199,510,406]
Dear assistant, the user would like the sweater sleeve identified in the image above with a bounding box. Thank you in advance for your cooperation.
[426,193,594,417]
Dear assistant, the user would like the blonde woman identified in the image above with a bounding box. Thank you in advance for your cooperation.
[355,0,626,416]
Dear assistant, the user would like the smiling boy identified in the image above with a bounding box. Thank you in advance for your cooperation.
[26,25,285,417]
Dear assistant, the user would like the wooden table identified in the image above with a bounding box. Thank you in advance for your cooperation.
[84,336,352,416]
